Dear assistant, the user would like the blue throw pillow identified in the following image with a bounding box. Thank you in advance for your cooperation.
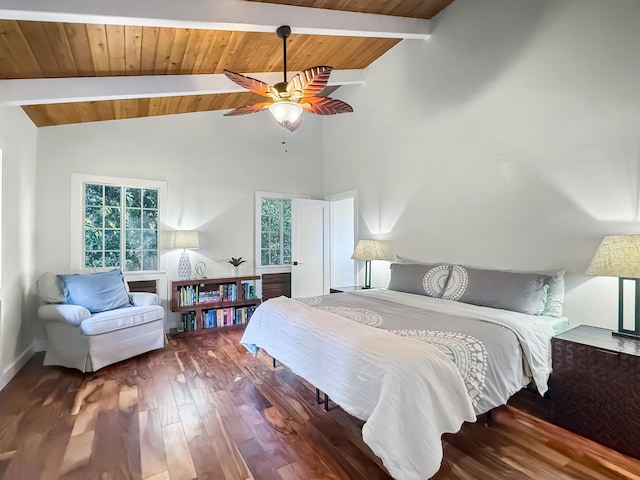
[58,269,131,314]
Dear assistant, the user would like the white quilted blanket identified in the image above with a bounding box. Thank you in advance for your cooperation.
[240,296,476,480]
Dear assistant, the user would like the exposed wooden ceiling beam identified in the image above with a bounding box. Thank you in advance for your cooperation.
[0,70,365,106]
[0,0,431,39]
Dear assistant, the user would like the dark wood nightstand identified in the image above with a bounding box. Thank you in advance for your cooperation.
[329,286,366,293]
[552,325,640,459]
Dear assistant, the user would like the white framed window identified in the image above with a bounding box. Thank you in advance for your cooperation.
[71,174,167,272]
[255,191,308,268]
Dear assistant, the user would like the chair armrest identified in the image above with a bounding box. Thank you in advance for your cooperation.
[130,292,161,307]
[38,304,91,326]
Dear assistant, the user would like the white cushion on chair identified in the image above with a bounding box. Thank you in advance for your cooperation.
[80,305,164,336]
[37,272,66,303]
[38,304,92,326]
[130,292,161,307]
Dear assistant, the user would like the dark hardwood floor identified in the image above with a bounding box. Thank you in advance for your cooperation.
[1,329,640,480]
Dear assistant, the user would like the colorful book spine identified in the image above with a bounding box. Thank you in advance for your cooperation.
[242,281,257,300]
[179,285,201,306]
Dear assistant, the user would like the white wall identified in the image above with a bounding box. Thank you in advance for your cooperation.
[323,0,640,328]
[36,110,325,327]
[0,106,39,389]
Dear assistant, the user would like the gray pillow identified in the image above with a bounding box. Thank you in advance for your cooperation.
[387,263,452,298]
[442,265,550,315]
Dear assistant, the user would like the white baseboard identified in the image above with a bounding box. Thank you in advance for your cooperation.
[0,338,47,391]
[32,339,48,352]
[165,321,179,332]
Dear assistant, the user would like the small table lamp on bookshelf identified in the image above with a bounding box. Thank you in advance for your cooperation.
[351,239,386,289]
[174,230,199,280]
[586,235,640,340]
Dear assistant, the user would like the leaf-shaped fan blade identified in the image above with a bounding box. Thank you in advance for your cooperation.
[223,102,271,116]
[301,96,353,115]
[286,66,333,98]
[224,70,277,98]
[280,114,303,132]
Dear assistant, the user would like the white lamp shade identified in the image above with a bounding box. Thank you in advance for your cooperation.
[586,235,640,278]
[351,240,387,261]
[173,230,199,250]
[269,101,303,124]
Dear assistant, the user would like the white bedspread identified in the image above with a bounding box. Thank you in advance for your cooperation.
[241,296,476,480]
[362,290,554,395]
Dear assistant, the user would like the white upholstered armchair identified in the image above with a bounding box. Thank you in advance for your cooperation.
[36,270,166,372]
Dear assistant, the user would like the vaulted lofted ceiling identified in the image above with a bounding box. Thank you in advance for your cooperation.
[0,0,454,127]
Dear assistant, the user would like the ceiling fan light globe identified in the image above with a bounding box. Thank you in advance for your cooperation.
[269,101,303,124]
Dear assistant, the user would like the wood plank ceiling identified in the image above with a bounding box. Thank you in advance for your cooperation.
[246,0,455,19]
[0,0,455,127]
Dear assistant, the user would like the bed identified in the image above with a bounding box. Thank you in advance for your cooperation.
[240,264,560,480]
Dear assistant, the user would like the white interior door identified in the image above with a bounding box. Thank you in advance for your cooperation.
[291,198,330,298]
[329,196,356,288]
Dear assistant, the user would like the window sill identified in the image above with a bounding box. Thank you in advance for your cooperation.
[123,270,167,276]
[255,265,292,274]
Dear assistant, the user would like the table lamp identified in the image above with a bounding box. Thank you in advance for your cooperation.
[351,240,386,289]
[586,235,640,339]
[174,230,199,280]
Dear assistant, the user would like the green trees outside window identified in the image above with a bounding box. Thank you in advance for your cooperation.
[260,198,291,266]
[84,183,159,271]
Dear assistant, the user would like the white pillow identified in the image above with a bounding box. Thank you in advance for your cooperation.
[542,268,565,317]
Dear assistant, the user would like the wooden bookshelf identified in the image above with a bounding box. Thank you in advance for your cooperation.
[170,275,261,336]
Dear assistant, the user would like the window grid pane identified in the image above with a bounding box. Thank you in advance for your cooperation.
[105,186,121,206]
[84,183,159,272]
[143,250,158,270]
[279,200,284,264]
[85,184,103,206]
[260,198,292,267]
[85,251,103,267]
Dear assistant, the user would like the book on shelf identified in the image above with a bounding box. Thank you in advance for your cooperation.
[241,280,257,300]
[217,283,238,302]
[204,309,216,328]
[183,282,250,306]
[233,306,256,325]
[217,308,226,326]
[199,290,221,303]
[199,306,256,329]
[181,312,197,332]
[179,285,199,306]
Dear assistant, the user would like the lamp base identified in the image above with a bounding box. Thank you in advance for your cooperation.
[178,250,192,280]
[615,277,640,341]
[612,330,640,341]
[363,260,372,289]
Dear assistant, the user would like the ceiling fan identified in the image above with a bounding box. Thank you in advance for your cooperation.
[223,25,353,132]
